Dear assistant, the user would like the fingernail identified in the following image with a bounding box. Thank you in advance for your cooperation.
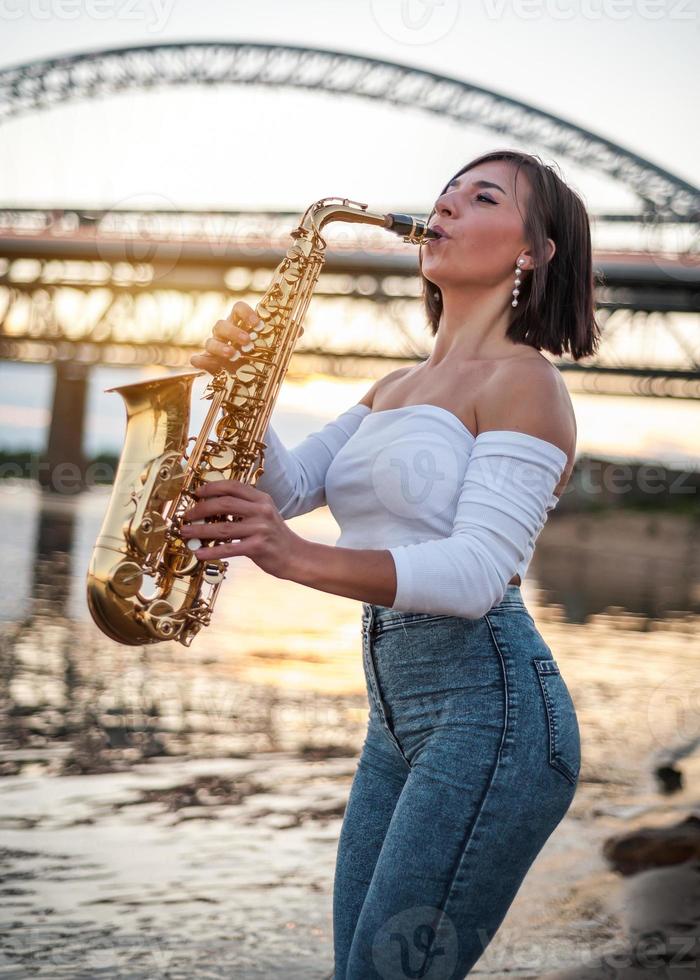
[249,330,258,340]
[241,341,254,352]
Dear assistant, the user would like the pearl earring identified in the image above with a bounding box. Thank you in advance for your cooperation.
[512,257,525,308]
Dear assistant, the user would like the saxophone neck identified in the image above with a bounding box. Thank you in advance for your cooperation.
[299,197,435,244]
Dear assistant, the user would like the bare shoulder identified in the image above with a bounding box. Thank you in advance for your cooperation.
[356,365,415,409]
[478,354,577,463]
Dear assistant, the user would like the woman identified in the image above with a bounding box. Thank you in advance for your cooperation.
[186,149,601,978]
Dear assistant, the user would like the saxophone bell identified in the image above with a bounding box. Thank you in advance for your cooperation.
[86,199,434,646]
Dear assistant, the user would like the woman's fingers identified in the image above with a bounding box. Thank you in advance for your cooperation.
[205,336,242,360]
[183,494,256,522]
[229,300,261,330]
[181,520,252,541]
[190,351,231,374]
[212,318,253,345]
[189,331,254,374]
[190,301,271,377]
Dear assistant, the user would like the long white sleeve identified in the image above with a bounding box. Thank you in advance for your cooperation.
[387,430,568,619]
[254,403,371,518]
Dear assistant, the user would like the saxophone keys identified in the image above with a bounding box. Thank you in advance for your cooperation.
[206,447,235,471]
[185,517,207,551]
[110,561,144,598]
[203,562,225,585]
[132,512,168,555]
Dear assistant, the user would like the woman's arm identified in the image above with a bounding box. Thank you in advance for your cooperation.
[254,366,415,517]
[255,404,370,518]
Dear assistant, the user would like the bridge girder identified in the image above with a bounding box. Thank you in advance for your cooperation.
[1,41,699,221]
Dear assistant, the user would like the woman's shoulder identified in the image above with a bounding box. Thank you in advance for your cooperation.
[356,365,416,409]
[478,353,577,470]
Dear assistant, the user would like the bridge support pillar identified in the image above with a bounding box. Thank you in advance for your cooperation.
[39,360,89,494]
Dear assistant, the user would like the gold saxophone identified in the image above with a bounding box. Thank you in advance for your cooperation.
[86,198,438,646]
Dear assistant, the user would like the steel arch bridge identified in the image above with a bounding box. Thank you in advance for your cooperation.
[1,40,699,221]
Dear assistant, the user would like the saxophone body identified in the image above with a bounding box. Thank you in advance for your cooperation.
[86,199,437,646]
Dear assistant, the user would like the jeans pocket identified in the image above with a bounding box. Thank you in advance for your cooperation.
[375,613,453,636]
[533,659,581,786]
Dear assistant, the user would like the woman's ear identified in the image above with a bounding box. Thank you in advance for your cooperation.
[523,239,556,271]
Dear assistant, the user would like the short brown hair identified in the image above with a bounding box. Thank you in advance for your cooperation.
[421,149,602,361]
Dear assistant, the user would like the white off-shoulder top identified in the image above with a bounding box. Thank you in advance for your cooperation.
[254,402,568,618]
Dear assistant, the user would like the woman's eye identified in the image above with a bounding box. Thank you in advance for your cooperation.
[476,194,496,204]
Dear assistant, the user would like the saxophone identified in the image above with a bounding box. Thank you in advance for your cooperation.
[86,198,438,646]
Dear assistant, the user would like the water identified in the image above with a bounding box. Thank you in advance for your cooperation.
[0,476,699,976]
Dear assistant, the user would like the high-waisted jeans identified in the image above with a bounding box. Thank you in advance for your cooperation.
[332,585,580,980]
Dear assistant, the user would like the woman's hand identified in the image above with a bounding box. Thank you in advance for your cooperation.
[190,299,261,376]
[190,299,304,375]
[179,478,305,580]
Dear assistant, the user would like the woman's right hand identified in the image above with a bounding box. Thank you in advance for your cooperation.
[190,300,264,376]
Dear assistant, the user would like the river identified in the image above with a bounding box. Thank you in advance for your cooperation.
[1,363,699,977]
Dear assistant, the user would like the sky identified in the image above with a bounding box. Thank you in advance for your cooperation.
[0,0,698,213]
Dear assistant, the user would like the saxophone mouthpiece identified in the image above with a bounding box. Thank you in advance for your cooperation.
[384,213,440,243]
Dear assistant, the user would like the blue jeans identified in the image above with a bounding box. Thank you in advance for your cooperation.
[332,585,580,979]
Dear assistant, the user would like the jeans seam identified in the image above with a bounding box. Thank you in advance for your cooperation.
[357,750,409,788]
[483,615,511,766]
[430,725,507,957]
[429,613,510,946]
[533,664,578,786]
[362,626,412,769]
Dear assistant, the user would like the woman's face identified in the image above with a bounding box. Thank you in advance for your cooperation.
[421,160,532,290]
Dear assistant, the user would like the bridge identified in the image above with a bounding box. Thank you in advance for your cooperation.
[1,42,698,490]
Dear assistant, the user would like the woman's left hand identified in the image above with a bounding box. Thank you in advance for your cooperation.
[179,479,303,580]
